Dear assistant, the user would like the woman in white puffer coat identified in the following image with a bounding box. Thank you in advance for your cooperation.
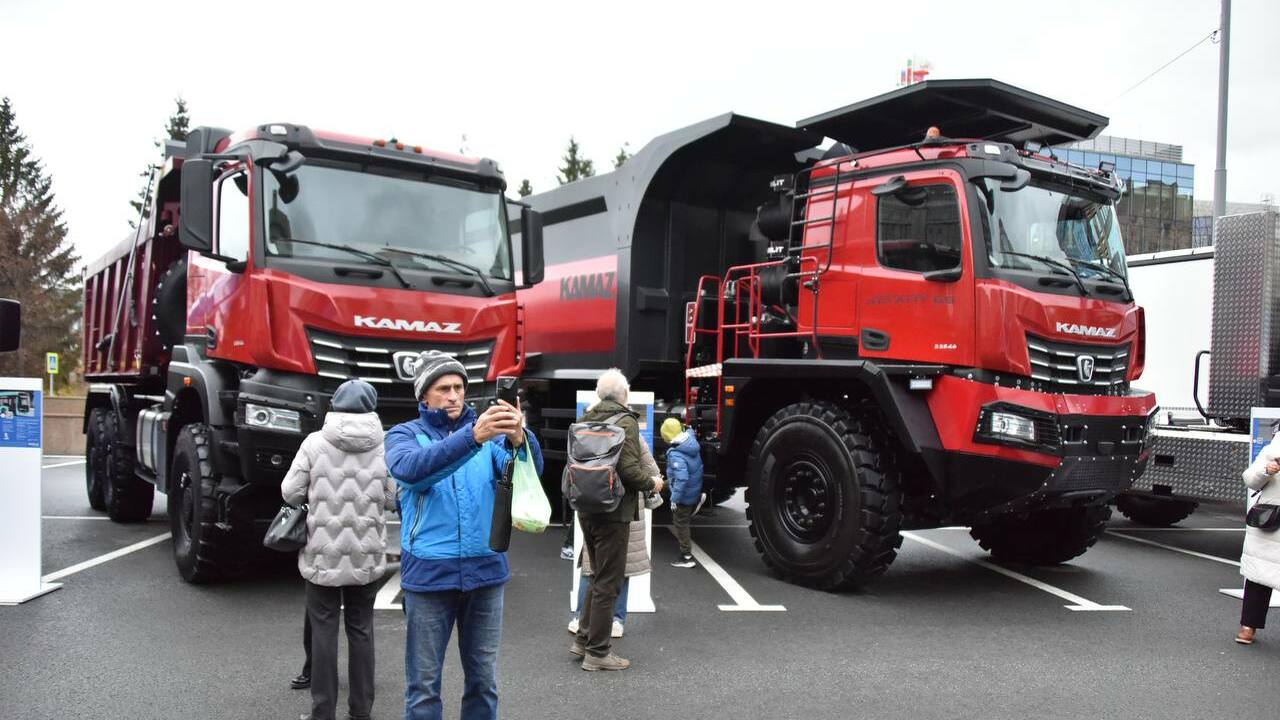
[282,379,396,720]
[1236,434,1280,645]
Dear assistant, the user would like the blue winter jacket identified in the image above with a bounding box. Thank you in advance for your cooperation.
[385,403,543,593]
[665,430,704,507]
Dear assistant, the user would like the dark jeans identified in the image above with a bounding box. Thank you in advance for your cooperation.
[306,581,379,720]
[301,612,312,676]
[672,504,695,555]
[1242,579,1274,629]
[404,584,504,720]
[576,514,630,657]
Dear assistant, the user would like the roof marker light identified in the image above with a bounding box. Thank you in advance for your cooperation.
[269,124,288,136]
[373,139,387,147]
[983,143,1002,156]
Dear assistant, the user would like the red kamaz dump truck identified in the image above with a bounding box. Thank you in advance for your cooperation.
[82,123,544,582]
[516,79,1157,589]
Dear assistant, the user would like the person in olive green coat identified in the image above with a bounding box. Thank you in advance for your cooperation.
[570,369,662,671]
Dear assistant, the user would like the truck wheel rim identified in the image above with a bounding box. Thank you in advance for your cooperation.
[777,459,833,542]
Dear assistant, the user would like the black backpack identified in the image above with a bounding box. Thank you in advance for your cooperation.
[562,412,629,513]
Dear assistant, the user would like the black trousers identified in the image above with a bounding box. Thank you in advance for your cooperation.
[575,514,630,658]
[301,612,312,676]
[306,581,379,720]
[1242,579,1274,629]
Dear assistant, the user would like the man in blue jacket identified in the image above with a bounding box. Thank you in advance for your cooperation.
[386,350,543,720]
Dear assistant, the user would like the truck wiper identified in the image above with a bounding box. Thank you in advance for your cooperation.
[378,246,495,297]
[997,251,1089,296]
[1065,257,1132,301]
[278,237,411,289]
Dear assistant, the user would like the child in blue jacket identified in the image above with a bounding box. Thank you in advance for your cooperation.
[661,418,705,568]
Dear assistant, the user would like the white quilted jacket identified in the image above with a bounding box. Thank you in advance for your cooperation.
[282,411,396,587]
[1241,435,1280,590]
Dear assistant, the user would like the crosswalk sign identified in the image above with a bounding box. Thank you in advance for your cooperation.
[46,353,58,375]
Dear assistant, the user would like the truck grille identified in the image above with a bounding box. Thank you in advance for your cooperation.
[307,329,494,388]
[1026,335,1129,392]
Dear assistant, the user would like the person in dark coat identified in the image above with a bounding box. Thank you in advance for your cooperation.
[569,368,662,671]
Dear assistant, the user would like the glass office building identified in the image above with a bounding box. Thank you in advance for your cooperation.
[1054,135,1195,255]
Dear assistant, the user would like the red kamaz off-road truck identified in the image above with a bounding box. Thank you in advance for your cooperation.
[515,79,1157,589]
[82,123,544,582]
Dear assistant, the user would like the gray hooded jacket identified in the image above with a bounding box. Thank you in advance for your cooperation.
[282,411,397,587]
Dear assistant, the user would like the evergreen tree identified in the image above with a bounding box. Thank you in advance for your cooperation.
[613,142,631,169]
[556,136,595,185]
[130,96,190,227]
[0,97,82,391]
[518,179,533,197]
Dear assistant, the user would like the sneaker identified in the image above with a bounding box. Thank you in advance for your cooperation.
[612,619,624,638]
[567,617,579,635]
[569,640,586,657]
[560,545,574,561]
[670,553,696,568]
[644,492,664,510]
[693,492,708,516]
[289,673,310,690]
[1236,625,1256,645]
[581,652,631,672]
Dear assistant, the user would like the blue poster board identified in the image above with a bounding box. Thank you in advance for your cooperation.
[1249,408,1280,463]
[0,389,40,448]
[575,390,654,450]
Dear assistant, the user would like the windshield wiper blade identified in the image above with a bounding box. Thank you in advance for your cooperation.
[378,246,495,297]
[998,251,1089,297]
[279,238,411,289]
[1065,258,1132,300]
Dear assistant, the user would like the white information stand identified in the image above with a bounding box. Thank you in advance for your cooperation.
[0,377,60,605]
[569,390,656,614]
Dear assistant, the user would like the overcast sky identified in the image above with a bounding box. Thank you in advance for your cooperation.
[5,0,1277,266]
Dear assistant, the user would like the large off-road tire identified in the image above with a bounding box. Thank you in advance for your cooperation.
[1115,494,1198,527]
[746,401,903,590]
[101,412,154,522]
[85,408,108,511]
[970,505,1111,565]
[151,258,187,347]
[169,424,242,583]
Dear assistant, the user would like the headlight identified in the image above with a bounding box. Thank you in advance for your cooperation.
[244,403,302,433]
[990,411,1037,442]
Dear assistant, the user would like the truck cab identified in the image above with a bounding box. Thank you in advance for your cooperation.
[82,123,543,581]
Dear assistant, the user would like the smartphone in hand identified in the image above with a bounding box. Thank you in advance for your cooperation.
[494,376,519,407]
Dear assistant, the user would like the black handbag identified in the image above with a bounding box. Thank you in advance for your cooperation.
[263,503,309,552]
[489,458,515,552]
[1246,502,1280,531]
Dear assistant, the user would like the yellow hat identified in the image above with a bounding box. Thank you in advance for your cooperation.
[660,417,683,444]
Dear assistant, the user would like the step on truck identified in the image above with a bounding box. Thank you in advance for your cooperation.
[1122,210,1280,525]
[82,124,544,582]
[516,79,1157,589]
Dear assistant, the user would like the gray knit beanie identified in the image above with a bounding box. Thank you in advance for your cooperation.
[331,379,378,413]
[412,350,468,400]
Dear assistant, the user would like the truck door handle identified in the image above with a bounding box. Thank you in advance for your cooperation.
[861,328,890,351]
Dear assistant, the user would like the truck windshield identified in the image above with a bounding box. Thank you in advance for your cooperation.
[981,179,1127,280]
[262,164,512,280]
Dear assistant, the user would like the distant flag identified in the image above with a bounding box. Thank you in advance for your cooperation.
[897,56,933,86]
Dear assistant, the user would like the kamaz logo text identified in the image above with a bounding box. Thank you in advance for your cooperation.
[354,316,462,335]
[1054,322,1117,338]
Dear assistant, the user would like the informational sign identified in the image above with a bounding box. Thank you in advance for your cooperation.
[0,376,60,604]
[1248,407,1280,463]
[569,389,656,614]
[45,353,58,375]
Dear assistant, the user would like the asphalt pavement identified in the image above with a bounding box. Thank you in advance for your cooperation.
[1,458,1275,720]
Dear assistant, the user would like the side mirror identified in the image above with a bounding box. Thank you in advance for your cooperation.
[179,158,215,253]
[1000,168,1031,192]
[520,208,545,286]
[0,298,20,352]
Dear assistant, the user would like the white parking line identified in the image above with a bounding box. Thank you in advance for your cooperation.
[42,459,86,469]
[674,529,785,612]
[42,515,111,521]
[1114,527,1244,532]
[375,569,403,611]
[902,531,1130,612]
[41,532,171,583]
[1106,531,1241,567]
